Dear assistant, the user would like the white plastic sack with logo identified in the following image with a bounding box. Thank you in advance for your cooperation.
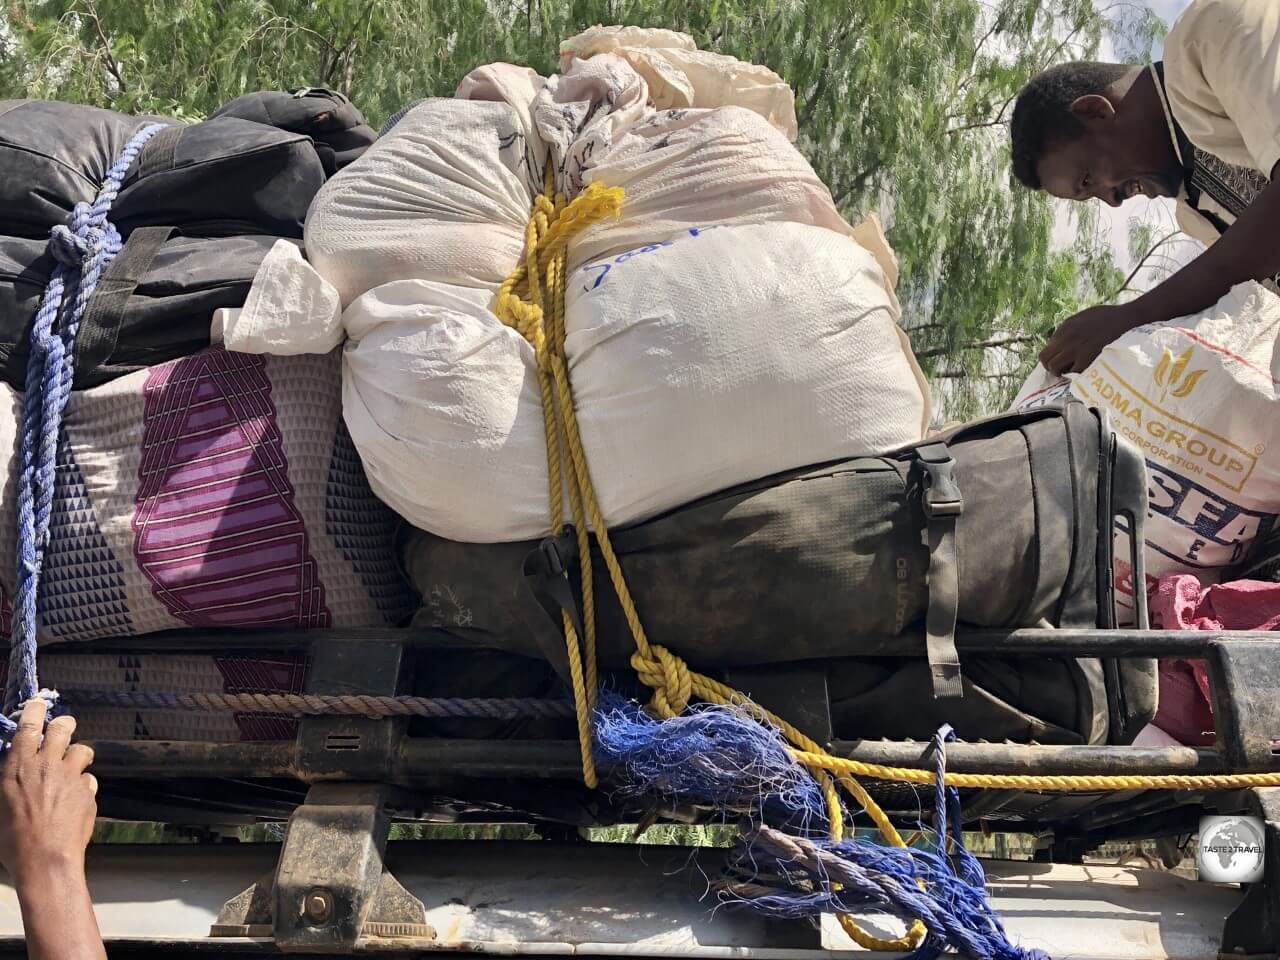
[341,221,929,543]
[1012,282,1280,615]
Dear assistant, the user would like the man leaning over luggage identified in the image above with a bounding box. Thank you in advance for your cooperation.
[1008,0,1280,375]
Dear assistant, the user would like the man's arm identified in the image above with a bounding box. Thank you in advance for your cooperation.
[1041,169,1280,374]
[0,700,105,960]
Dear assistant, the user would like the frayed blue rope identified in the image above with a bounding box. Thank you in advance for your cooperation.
[593,695,1048,959]
[593,691,828,831]
[1,122,165,747]
[731,828,1048,960]
[721,724,1047,960]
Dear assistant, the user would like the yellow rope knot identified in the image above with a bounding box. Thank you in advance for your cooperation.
[631,645,692,718]
[494,174,926,951]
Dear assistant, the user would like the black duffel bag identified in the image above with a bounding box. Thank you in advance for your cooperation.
[0,232,285,388]
[0,99,327,240]
[402,401,1157,745]
[210,87,377,173]
[0,94,350,388]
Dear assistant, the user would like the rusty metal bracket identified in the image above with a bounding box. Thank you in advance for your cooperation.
[211,637,431,951]
[210,783,434,951]
[295,637,409,780]
[1207,638,1280,772]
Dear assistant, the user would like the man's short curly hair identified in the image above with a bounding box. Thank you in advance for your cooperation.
[1010,61,1132,190]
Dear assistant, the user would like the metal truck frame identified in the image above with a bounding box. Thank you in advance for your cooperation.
[0,625,1277,958]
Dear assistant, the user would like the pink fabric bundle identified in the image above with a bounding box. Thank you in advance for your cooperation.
[1150,575,1280,745]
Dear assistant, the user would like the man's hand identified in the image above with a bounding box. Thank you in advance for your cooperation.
[0,700,97,885]
[0,700,105,960]
[1039,302,1150,376]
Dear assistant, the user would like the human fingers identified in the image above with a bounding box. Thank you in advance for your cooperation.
[7,699,48,763]
[1040,341,1069,376]
[42,715,77,759]
[64,742,95,774]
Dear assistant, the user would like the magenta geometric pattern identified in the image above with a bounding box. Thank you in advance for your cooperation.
[213,654,308,741]
[0,650,306,742]
[132,348,332,629]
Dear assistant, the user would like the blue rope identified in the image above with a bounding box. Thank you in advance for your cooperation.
[1,123,165,746]
[595,698,1048,959]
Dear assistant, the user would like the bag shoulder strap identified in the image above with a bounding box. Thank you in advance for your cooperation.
[914,442,965,700]
[73,225,176,386]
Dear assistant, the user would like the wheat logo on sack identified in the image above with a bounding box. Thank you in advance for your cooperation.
[1075,346,1257,494]
[1154,347,1206,402]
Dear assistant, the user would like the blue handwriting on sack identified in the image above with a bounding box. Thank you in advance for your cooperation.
[579,226,723,293]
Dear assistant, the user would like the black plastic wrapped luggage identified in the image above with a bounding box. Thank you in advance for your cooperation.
[210,87,377,173]
[0,99,326,239]
[0,97,337,388]
[402,401,1158,746]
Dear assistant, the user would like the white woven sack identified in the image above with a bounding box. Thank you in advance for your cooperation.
[304,75,544,305]
[341,221,929,542]
[1012,282,1280,615]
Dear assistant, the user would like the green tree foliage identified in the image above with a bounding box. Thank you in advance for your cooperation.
[0,0,1167,416]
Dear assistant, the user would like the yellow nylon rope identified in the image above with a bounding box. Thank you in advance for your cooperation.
[494,175,925,950]
[492,175,1280,950]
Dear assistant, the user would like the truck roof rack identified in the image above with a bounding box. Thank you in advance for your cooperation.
[4,625,1278,956]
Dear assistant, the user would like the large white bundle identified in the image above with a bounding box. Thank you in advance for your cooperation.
[305,37,889,307]
[1012,283,1280,616]
[559,26,799,139]
[304,66,546,306]
[341,222,929,543]
[233,29,928,543]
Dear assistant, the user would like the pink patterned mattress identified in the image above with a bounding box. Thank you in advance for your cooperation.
[0,345,415,644]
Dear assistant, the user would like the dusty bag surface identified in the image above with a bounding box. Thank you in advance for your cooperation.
[1013,281,1280,616]
[0,346,415,644]
[402,401,1155,744]
[0,233,283,389]
[339,222,927,542]
[0,99,326,239]
[210,87,377,172]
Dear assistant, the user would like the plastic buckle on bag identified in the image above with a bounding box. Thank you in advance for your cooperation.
[916,444,964,518]
[539,536,567,578]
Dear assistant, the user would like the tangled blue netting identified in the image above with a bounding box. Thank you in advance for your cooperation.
[594,696,1049,960]
[0,122,165,746]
